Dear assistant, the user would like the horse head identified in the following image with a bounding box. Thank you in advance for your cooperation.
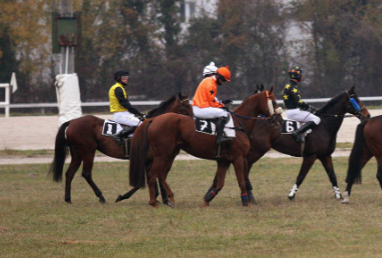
[177,92,193,116]
[346,86,370,121]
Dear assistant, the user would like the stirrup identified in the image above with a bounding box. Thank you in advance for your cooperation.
[292,131,304,142]
[216,136,231,144]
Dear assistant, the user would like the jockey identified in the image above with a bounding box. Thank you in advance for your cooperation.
[283,66,321,142]
[192,66,233,144]
[109,69,144,140]
[203,61,218,78]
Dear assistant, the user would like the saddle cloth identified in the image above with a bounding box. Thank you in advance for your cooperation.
[102,120,125,136]
[194,114,236,138]
[282,119,312,135]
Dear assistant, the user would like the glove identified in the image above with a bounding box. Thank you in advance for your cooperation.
[308,105,317,113]
[138,113,146,121]
[222,99,233,105]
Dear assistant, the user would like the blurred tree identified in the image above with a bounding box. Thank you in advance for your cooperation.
[295,0,382,96]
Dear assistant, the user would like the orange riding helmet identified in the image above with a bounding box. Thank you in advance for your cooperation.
[216,66,231,82]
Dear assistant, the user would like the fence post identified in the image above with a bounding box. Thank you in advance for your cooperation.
[0,83,10,118]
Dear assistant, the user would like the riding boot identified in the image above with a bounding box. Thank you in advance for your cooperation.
[113,126,137,143]
[216,117,231,144]
[292,121,317,142]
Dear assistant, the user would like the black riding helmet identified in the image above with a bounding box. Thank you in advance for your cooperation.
[289,66,303,81]
[114,69,129,82]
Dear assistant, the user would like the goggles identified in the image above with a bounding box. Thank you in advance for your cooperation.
[121,76,129,80]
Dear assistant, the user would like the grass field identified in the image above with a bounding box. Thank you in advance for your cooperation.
[1,157,382,257]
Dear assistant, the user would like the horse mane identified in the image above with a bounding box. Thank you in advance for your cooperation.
[146,95,176,117]
[316,91,347,114]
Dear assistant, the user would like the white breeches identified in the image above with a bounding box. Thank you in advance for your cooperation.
[113,111,142,127]
[285,109,321,125]
[192,106,228,119]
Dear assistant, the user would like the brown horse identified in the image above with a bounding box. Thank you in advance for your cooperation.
[127,87,278,207]
[341,115,382,204]
[48,93,192,203]
[242,86,370,201]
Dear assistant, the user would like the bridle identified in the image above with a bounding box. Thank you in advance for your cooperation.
[346,91,366,120]
[315,90,366,120]
[228,91,279,120]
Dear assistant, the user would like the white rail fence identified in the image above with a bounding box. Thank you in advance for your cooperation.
[1,97,382,118]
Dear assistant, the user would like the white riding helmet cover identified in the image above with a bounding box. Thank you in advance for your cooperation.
[203,62,218,76]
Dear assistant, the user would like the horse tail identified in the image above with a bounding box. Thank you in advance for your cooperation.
[48,121,70,182]
[129,120,152,188]
[346,120,368,185]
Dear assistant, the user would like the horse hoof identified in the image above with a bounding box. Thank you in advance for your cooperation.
[288,195,295,200]
[341,199,350,204]
[334,193,342,200]
[115,195,122,203]
[99,196,106,204]
[167,201,175,208]
[202,200,210,208]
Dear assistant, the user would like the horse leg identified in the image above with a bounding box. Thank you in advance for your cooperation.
[246,153,264,204]
[288,155,317,200]
[156,155,178,208]
[115,186,140,202]
[318,156,341,199]
[203,160,230,207]
[64,152,82,203]
[146,156,175,208]
[342,153,373,204]
[376,159,382,190]
[81,153,106,203]
[233,157,250,206]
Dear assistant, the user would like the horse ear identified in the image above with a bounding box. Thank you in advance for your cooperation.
[268,85,274,95]
[349,85,355,94]
[178,92,182,99]
[254,84,259,94]
[185,93,190,98]
[260,84,264,91]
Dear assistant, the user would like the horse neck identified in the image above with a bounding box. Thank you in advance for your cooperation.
[233,95,264,130]
[147,99,177,118]
[234,94,263,118]
[317,98,347,133]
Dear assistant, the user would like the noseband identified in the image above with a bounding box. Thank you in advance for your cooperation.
[346,91,366,120]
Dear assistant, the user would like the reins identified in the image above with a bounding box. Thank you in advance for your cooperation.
[314,90,366,119]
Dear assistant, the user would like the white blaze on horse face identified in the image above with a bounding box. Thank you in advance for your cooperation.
[267,99,274,116]
[275,107,283,114]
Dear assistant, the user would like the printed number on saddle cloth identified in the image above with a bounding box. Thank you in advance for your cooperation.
[102,120,123,136]
[282,120,312,134]
[194,117,236,138]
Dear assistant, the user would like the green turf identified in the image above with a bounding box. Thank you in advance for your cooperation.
[0,158,381,257]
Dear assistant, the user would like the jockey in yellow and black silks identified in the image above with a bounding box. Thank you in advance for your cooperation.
[283,66,321,142]
[109,69,144,140]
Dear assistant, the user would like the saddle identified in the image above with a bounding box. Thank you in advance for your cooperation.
[194,114,236,138]
[102,120,132,159]
[281,119,312,135]
[194,114,236,160]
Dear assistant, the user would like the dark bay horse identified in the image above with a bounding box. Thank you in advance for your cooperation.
[341,115,382,204]
[127,87,278,208]
[48,93,192,203]
[244,86,370,201]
